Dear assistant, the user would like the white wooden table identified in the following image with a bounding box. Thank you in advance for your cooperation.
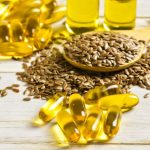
[1,1,150,150]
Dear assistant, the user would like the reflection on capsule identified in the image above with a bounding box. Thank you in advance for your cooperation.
[2,0,42,21]
[69,93,87,124]
[25,16,39,38]
[44,5,66,24]
[82,107,103,141]
[103,106,122,138]
[84,84,121,104]
[40,2,55,22]
[98,94,139,110]
[56,109,81,142]
[100,83,121,97]
[10,20,24,42]
[95,110,109,142]
[0,42,33,57]
[51,123,70,147]
[39,93,66,122]
[0,2,13,20]
[84,87,101,104]
[32,116,46,126]
[0,21,10,42]
[34,25,53,49]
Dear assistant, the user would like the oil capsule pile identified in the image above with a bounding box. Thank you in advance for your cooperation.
[33,83,139,146]
[0,0,66,58]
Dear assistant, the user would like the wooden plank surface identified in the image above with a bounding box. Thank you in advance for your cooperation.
[1,0,150,150]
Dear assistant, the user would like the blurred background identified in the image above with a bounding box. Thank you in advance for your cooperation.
[59,0,150,17]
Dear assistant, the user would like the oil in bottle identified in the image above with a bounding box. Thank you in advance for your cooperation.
[104,0,137,30]
[66,0,99,34]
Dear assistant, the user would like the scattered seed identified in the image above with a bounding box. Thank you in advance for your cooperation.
[5,86,13,90]
[14,41,150,102]
[12,84,20,87]
[23,97,31,101]
[12,88,19,93]
[1,90,7,97]
[144,93,150,99]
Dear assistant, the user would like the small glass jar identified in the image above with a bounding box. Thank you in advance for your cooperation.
[66,0,100,34]
[104,0,137,30]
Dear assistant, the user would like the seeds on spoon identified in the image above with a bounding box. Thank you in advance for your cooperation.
[63,32,142,68]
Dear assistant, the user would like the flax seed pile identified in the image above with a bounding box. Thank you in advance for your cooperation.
[64,32,142,67]
[16,33,150,100]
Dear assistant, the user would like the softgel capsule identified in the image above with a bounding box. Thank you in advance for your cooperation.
[33,84,139,146]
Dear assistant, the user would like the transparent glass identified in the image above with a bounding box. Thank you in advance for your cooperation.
[104,0,137,30]
[66,0,99,34]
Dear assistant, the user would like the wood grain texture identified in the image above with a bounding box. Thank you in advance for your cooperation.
[1,0,150,149]
[0,72,150,149]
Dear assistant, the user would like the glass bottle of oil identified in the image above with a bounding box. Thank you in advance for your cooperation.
[104,0,136,30]
[66,0,100,34]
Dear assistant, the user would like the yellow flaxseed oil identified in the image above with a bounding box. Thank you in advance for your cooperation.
[104,0,136,30]
[66,0,99,34]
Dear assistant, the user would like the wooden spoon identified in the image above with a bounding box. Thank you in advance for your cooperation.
[63,43,145,72]
[62,28,148,72]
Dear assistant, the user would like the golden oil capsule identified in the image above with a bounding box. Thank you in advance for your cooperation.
[103,106,122,138]
[40,2,55,22]
[0,3,7,18]
[0,22,10,42]
[56,109,81,142]
[25,16,39,38]
[39,93,66,122]
[98,94,139,110]
[32,116,46,126]
[84,84,121,104]
[51,123,70,147]
[22,8,41,23]
[0,42,33,57]
[1,0,18,4]
[34,25,53,49]
[42,0,55,5]
[52,25,70,40]
[22,0,43,8]
[82,107,103,141]
[96,128,109,142]
[10,20,24,42]
[0,56,12,60]
[44,5,66,24]
[5,8,41,23]
[0,2,13,20]
[69,94,87,124]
